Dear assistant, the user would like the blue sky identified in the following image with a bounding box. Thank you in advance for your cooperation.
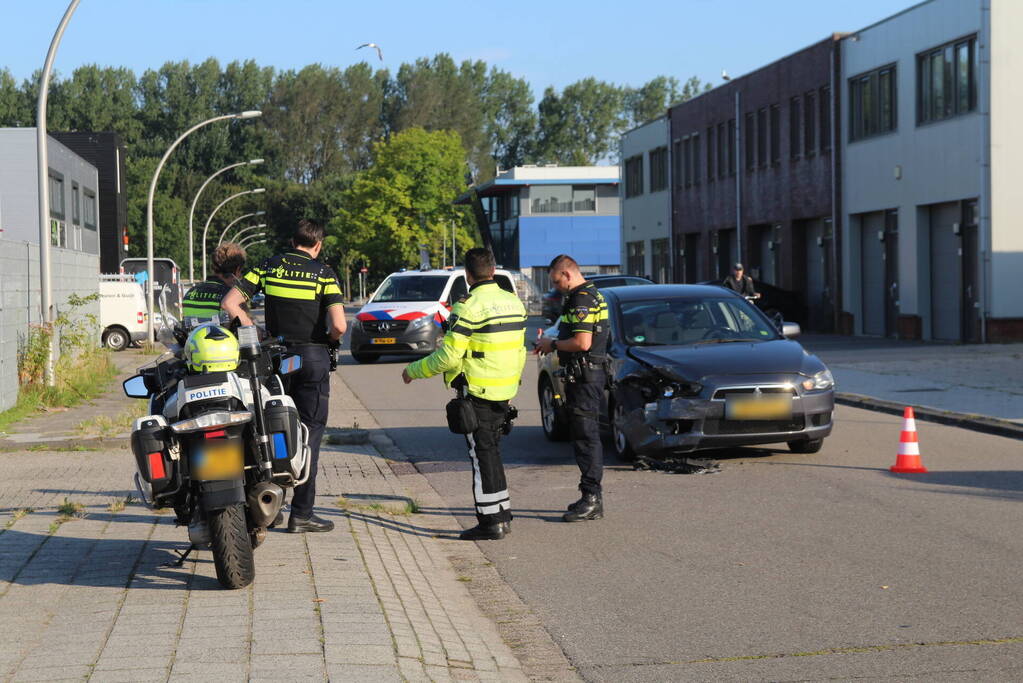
[6,0,913,96]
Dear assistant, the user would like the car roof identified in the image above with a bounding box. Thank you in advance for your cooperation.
[585,273,652,282]
[602,284,740,302]
[386,268,513,278]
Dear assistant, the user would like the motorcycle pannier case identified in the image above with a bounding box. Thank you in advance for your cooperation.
[263,396,308,479]
[131,415,175,494]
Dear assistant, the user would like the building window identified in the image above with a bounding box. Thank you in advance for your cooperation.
[71,182,80,225]
[744,113,755,170]
[573,185,595,212]
[706,126,715,181]
[789,96,801,159]
[531,185,573,213]
[48,171,65,219]
[850,64,896,141]
[651,238,670,283]
[682,136,692,188]
[755,108,766,167]
[624,156,644,198]
[804,91,816,155]
[649,146,668,192]
[626,240,645,277]
[672,139,682,188]
[819,86,831,151]
[769,104,780,164]
[692,133,700,186]
[508,193,519,218]
[727,119,736,175]
[918,35,976,124]
[717,122,727,179]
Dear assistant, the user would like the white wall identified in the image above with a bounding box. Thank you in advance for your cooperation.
[620,117,671,278]
[841,0,986,334]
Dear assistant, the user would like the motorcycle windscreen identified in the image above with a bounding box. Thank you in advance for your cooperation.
[190,435,244,480]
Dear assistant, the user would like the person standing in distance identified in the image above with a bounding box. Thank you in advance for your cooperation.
[182,242,247,320]
[222,219,346,533]
[723,262,759,299]
[401,248,526,541]
[536,254,609,522]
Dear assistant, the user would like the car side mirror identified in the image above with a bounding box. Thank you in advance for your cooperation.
[781,322,801,338]
[123,375,149,398]
[278,354,303,375]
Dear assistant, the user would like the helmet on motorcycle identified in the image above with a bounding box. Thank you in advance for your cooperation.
[183,324,240,373]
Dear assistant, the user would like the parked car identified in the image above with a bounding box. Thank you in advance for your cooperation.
[697,280,807,328]
[349,268,518,363]
[99,275,149,351]
[537,284,834,459]
[541,274,654,322]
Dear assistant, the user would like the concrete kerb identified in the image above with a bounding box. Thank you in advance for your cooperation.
[835,392,1023,442]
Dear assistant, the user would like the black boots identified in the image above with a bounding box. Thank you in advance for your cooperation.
[288,513,335,533]
[459,521,511,541]
[563,492,603,522]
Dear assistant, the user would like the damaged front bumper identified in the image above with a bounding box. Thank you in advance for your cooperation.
[619,390,834,455]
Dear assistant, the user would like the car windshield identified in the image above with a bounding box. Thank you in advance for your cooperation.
[372,275,448,303]
[618,297,780,346]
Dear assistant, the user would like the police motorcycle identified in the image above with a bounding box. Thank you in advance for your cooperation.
[122,319,310,589]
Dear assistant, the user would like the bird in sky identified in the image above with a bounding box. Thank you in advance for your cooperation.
[357,43,384,61]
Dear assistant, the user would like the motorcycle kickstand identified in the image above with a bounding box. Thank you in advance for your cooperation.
[165,544,197,568]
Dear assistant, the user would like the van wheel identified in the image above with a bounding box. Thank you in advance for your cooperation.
[102,327,129,351]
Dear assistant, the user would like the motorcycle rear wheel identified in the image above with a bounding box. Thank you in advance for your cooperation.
[208,503,255,589]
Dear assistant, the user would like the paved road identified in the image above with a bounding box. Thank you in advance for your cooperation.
[339,343,1023,681]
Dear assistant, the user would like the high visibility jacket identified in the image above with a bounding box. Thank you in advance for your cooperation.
[406,280,526,401]
[557,281,609,363]
[182,277,231,320]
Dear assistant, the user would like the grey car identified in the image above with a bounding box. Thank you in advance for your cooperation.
[537,284,835,459]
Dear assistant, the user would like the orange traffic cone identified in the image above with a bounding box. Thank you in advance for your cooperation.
[890,406,927,473]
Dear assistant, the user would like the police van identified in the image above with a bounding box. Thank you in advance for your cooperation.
[350,268,517,363]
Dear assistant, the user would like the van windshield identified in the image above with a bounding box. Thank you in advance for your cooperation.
[372,275,449,303]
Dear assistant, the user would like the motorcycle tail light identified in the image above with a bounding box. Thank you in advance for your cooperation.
[204,429,227,439]
[147,452,166,480]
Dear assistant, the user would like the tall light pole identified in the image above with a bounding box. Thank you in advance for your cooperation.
[217,211,265,246]
[239,234,267,249]
[225,223,266,245]
[36,0,80,386]
[146,110,261,342]
[201,188,265,278]
[187,158,263,282]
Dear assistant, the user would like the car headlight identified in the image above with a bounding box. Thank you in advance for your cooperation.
[408,315,432,330]
[801,369,834,392]
[352,318,363,330]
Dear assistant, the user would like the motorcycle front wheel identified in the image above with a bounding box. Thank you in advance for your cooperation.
[208,503,255,589]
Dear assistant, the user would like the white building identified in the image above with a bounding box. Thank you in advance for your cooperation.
[841,0,1022,342]
[620,117,672,282]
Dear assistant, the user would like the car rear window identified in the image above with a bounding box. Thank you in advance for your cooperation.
[372,275,449,302]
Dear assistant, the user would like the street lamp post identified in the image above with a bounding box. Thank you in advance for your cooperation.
[36,0,80,386]
[216,212,265,246]
[225,223,266,245]
[238,234,267,249]
[187,159,263,282]
[201,188,265,278]
[146,110,261,342]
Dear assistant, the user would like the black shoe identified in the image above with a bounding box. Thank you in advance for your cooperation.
[459,521,510,541]
[563,493,603,522]
[288,514,334,533]
[268,511,284,529]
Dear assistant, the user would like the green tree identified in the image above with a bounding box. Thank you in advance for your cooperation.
[333,128,477,278]
[481,68,536,173]
[535,78,626,165]
[0,68,31,126]
[49,65,142,144]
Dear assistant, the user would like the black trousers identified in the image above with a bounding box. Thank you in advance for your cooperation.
[465,396,512,525]
[566,369,605,495]
[285,345,330,518]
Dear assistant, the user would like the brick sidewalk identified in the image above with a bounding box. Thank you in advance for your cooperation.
[0,371,558,681]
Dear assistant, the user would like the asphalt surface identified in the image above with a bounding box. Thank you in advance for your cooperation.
[337,320,1023,681]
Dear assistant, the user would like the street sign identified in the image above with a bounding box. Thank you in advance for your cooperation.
[360,267,368,273]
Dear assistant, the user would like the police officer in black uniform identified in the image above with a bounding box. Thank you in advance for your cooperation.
[536,254,609,522]
[222,219,346,533]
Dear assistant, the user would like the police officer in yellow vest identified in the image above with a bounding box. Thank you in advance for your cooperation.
[402,248,526,541]
[182,242,247,320]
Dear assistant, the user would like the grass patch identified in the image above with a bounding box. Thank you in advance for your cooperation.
[76,402,147,438]
[404,499,421,515]
[0,350,116,435]
[26,443,99,452]
[336,495,417,516]
[457,575,472,583]
[107,495,135,513]
[4,507,34,529]
[49,497,86,534]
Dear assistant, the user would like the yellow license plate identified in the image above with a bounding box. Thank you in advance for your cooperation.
[726,397,792,420]
[372,337,396,345]
[191,441,243,480]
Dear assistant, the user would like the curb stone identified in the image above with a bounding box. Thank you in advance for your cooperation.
[835,392,1023,441]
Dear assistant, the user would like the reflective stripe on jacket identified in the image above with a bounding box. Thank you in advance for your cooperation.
[182,278,231,319]
[406,281,527,401]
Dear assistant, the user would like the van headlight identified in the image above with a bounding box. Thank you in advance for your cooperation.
[801,369,834,392]
[408,315,432,330]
